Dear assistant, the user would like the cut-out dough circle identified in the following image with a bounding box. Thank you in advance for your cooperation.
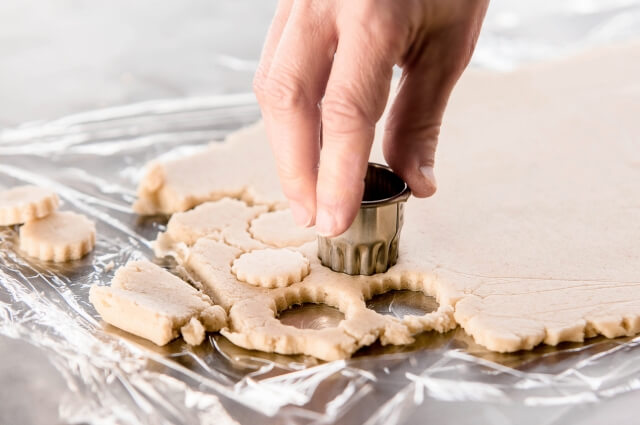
[231,248,310,288]
[20,210,96,262]
[250,209,316,248]
[0,185,59,225]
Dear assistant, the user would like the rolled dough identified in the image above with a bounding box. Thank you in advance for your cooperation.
[126,42,640,359]
[133,125,286,215]
[90,260,226,346]
[154,197,267,256]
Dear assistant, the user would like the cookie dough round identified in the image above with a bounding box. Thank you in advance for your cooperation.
[250,209,317,248]
[0,185,59,225]
[231,248,310,288]
[20,211,96,262]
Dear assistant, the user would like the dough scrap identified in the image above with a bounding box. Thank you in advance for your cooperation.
[19,211,96,262]
[129,43,640,359]
[154,197,267,256]
[231,248,310,288]
[181,317,207,346]
[0,185,59,225]
[249,209,316,248]
[89,260,226,346]
[175,233,455,360]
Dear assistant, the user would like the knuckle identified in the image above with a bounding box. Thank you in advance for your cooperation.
[369,11,401,38]
[262,73,308,113]
[348,0,409,52]
[322,93,373,135]
[252,72,267,101]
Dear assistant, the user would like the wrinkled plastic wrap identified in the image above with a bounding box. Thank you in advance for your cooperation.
[3,2,640,422]
[2,94,640,425]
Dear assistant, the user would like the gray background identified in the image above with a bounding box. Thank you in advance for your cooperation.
[1,1,640,424]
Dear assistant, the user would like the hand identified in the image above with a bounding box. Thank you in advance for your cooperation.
[254,0,489,236]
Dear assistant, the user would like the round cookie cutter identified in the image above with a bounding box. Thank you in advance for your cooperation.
[318,162,411,275]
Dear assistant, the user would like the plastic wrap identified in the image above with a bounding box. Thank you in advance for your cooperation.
[2,95,640,425]
[4,2,640,423]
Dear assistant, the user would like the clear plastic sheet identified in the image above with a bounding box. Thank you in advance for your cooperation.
[2,95,640,425]
[473,0,640,70]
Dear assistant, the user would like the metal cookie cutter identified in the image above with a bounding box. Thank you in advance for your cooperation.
[318,162,411,275]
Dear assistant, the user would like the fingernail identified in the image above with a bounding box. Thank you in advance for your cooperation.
[315,207,336,237]
[289,201,312,227]
[419,165,437,189]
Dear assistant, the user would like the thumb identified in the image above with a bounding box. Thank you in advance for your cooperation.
[384,12,486,198]
[382,67,444,198]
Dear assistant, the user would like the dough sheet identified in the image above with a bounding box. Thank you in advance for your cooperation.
[122,42,640,359]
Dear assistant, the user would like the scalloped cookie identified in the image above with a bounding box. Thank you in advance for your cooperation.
[231,248,310,288]
[249,210,316,248]
[0,185,59,225]
[19,211,96,262]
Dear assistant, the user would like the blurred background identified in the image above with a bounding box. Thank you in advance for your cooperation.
[1,0,640,128]
[1,1,640,424]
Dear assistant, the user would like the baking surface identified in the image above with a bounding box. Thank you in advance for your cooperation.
[2,1,640,424]
[0,53,640,421]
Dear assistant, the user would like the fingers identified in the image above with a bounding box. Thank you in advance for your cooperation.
[315,11,402,236]
[254,2,337,227]
[254,0,294,88]
[383,9,487,198]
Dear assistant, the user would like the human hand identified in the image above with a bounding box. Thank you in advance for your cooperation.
[254,0,489,236]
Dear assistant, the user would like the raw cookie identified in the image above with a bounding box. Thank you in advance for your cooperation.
[249,209,316,248]
[154,198,267,256]
[0,185,59,225]
[231,248,310,288]
[89,260,226,346]
[135,42,640,358]
[133,122,285,215]
[19,210,96,262]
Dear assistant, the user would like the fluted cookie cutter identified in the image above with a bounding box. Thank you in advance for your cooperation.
[318,162,411,275]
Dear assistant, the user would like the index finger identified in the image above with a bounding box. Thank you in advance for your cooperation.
[315,14,401,236]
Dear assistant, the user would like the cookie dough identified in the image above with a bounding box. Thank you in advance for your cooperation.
[133,123,286,215]
[154,198,267,256]
[180,317,207,346]
[90,260,226,346]
[0,185,59,225]
[129,43,640,359]
[231,248,310,288]
[249,210,316,248]
[20,211,96,262]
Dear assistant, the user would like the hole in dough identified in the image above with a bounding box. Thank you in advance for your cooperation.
[278,303,345,330]
[366,290,439,319]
